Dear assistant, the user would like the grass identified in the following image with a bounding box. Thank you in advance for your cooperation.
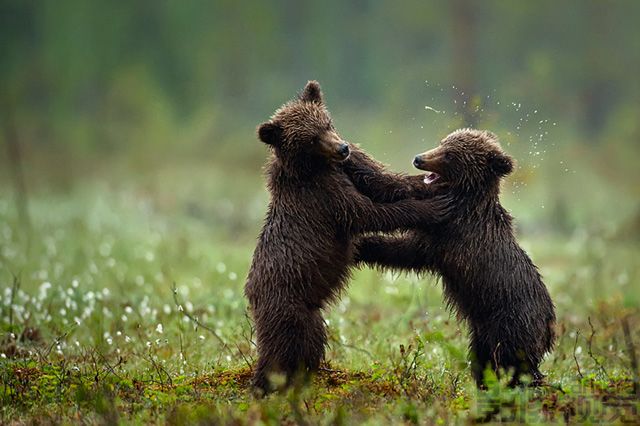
[1,158,639,424]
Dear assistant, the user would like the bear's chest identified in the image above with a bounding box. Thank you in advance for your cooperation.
[429,226,485,278]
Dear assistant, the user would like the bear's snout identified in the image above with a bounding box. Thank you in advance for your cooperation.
[413,148,441,171]
[338,143,350,158]
[318,131,349,161]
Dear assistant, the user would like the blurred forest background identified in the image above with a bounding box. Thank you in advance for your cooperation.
[1,0,640,240]
[1,0,639,233]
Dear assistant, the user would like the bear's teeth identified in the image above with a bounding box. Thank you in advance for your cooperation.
[424,172,440,184]
[424,172,440,185]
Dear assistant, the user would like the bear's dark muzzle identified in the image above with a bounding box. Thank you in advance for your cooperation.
[338,143,350,158]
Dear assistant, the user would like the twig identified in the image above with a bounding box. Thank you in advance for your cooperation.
[171,282,252,369]
[42,326,76,360]
[53,357,69,402]
[145,349,172,387]
[243,310,256,348]
[95,351,125,382]
[88,347,101,384]
[235,342,254,370]
[171,282,229,350]
[329,334,374,361]
[492,341,502,375]
[621,316,639,398]
[179,333,188,365]
[127,349,172,388]
[573,330,583,379]
[392,342,424,396]
[587,316,610,380]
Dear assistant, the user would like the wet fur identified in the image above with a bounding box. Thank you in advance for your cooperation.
[245,81,450,394]
[349,129,556,387]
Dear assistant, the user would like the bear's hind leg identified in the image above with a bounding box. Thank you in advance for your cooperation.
[285,308,326,388]
[470,345,492,389]
[511,353,545,387]
[252,305,326,394]
[252,357,274,395]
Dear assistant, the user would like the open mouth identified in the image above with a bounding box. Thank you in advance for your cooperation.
[423,172,440,185]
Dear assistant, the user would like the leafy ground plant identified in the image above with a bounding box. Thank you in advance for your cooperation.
[1,173,639,424]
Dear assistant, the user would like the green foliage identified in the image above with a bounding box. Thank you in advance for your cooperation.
[0,176,639,423]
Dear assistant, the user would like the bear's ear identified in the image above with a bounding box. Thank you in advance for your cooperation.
[299,80,324,103]
[489,152,514,177]
[257,122,283,146]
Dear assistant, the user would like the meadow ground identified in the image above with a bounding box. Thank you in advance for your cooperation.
[1,159,639,424]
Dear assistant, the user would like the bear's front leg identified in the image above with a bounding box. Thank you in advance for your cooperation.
[350,195,452,235]
[342,146,418,203]
[354,234,433,274]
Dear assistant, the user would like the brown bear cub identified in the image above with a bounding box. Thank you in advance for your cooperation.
[245,81,449,394]
[354,129,556,387]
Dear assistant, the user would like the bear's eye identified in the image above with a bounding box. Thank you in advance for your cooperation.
[444,152,454,161]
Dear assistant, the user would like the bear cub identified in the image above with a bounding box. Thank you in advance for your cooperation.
[356,128,556,387]
[245,81,450,394]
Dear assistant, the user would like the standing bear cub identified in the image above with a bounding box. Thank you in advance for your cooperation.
[245,81,449,394]
[356,129,556,387]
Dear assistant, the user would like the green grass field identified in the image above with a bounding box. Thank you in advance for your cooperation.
[1,158,639,424]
